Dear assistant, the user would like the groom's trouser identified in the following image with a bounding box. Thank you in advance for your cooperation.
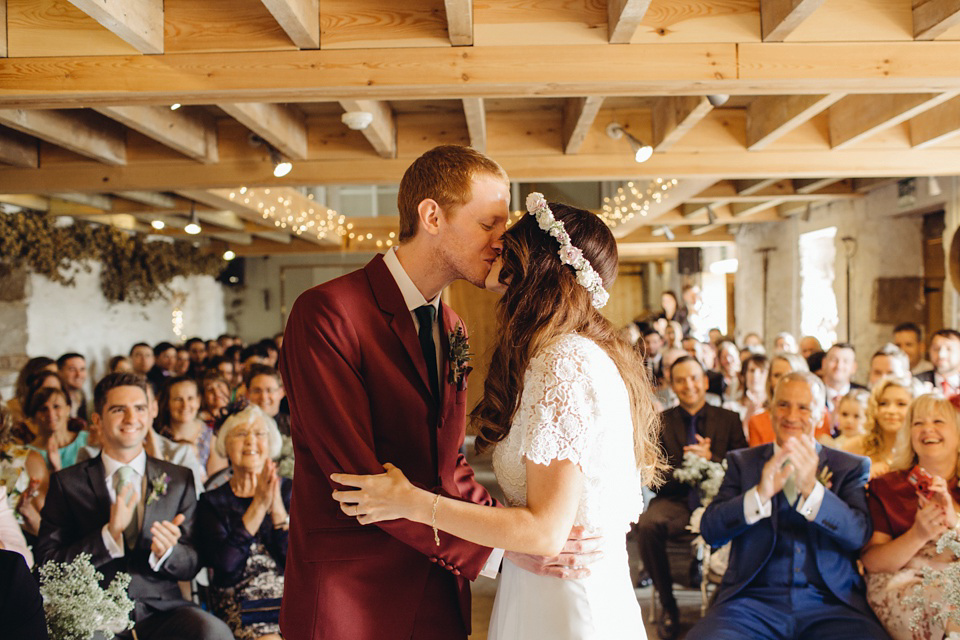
[635,496,691,611]
[410,564,468,640]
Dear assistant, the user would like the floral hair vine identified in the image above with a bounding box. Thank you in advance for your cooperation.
[525,192,610,309]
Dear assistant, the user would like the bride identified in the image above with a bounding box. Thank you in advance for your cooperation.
[332,194,665,639]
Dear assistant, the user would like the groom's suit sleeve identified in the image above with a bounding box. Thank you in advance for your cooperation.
[281,288,494,580]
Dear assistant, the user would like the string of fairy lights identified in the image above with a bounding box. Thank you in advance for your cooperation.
[599,178,679,228]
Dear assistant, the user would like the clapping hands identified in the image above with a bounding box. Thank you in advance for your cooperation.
[913,474,957,542]
[758,435,818,502]
[683,434,712,460]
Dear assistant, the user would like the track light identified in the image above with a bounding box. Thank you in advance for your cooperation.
[707,94,730,107]
[606,123,653,163]
[249,134,293,177]
[929,176,943,197]
[223,250,236,261]
[184,205,201,235]
[150,219,165,230]
[706,204,717,225]
[655,224,676,241]
[170,103,181,111]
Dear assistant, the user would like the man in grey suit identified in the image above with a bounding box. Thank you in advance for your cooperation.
[35,372,232,639]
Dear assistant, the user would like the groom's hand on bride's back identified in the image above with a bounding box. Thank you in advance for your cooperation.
[505,526,603,579]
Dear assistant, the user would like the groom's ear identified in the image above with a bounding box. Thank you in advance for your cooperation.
[417,198,443,237]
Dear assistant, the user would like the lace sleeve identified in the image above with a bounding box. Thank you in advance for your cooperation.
[516,337,600,473]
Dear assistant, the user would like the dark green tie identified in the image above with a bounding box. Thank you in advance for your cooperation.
[414,305,439,399]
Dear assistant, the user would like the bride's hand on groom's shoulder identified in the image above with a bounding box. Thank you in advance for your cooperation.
[330,463,430,525]
[505,526,604,580]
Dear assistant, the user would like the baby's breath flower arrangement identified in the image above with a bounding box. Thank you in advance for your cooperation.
[673,451,727,507]
[38,553,134,640]
[904,529,960,634]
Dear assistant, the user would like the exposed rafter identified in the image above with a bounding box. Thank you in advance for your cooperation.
[95,106,218,164]
[0,109,126,165]
[444,0,473,46]
[829,92,958,149]
[462,98,487,154]
[260,0,320,49]
[608,0,652,44]
[910,96,960,148]
[114,191,176,208]
[218,102,308,161]
[563,97,604,155]
[746,94,843,150]
[0,127,38,168]
[651,96,713,152]
[760,0,828,42]
[338,100,397,159]
[913,0,960,40]
[66,0,163,54]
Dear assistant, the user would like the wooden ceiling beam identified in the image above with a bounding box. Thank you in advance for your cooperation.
[0,109,125,165]
[563,96,604,155]
[66,0,163,54]
[444,0,473,46]
[734,179,781,195]
[218,102,308,161]
[793,177,844,194]
[50,192,112,211]
[829,93,958,149]
[910,96,960,148]
[608,0,652,44]
[231,237,334,256]
[338,100,396,159]
[731,199,786,218]
[113,191,176,208]
[0,1,6,58]
[760,0,828,42]
[0,127,38,168]
[746,94,843,150]
[462,98,487,154]
[95,106,218,164]
[651,96,712,152]
[913,0,960,40]
[259,0,320,49]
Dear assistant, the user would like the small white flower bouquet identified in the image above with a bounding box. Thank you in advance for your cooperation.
[673,451,727,507]
[38,553,134,640]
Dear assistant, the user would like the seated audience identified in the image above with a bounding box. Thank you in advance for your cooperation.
[206,339,222,359]
[748,352,831,446]
[917,329,960,396]
[868,344,911,389]
[800,335,823,359]
[774,331,798,354]
[862,394,960,640]
[894,322,933,376]
[687,372,887,640]
[0,548,48,639]
[6,356,57,439]
[832,389,869,451]
[224,345,245,389]
[822,343,867,430]
[200,374,232,424]
[147,341,177,390]
[245,364,289,436]
[636,356,747,639]
[25,386,89,471]
[35,373,233,640]
[716,341,741,402]
[157,376,227,481]
[130,342,155,377]
[0,433,47,539]
[654,347,687,410]
[257,338,280,368]
[0,486,33,566]
[664,320,684,350]
[847,376,922,479]
[173,346,191,377]
[57,352,89,421]
[659,289,690,337]
[723,353,768,434]
[109,354,134,373]
[198,404,289,640]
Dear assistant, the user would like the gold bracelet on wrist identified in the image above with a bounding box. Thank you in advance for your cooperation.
[432,493,441,547]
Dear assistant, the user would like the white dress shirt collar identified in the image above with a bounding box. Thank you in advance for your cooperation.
[383,247,441,314]
[102,449,147,482]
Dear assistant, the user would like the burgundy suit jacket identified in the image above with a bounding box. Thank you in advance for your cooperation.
[278,254,496,640]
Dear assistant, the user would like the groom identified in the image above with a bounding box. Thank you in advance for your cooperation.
[280,145,594,640]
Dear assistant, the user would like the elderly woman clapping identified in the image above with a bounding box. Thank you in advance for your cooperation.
[197,404,290,640]
[862,394,960,639]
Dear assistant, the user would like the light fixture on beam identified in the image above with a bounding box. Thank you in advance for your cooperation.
[150,219,165,230]
[706,204,717,225]
[929,176,943,197]
[223,250,236,261]
[655,224,676,241]
[184,205,202,235]
[249,134,294,178]
[706,94,730,107]
[170,103,181,111]
[606,123,653,164]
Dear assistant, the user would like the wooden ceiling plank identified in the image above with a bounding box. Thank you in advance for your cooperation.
[462,97,487,153]
[731,199,785,217]
[0,109,125,165]
[734,179,781,195]
[259,0,320,49]
[747,94,843,150]
[760,0,828,42]
[0,194,49,211]
[0,127,38,168]
[232,237,331,256]
[65,0,163,54]
[195,211,248,232]
[651,96,713,152]
[95,105,218,164]
[444,0,473,46]
[608,0,652,44]
[910,96,960,148]
[218,102,308,161]
[563,96,604,155]
[114,190,175,208]
[793,177,844,194]
[338,99,397,159]
[0,0,6,58]
[913,0,960,40]
[50,192,112,210]
[830,92,959,149]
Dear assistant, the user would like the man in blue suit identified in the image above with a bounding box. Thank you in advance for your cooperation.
[687,371,889,640]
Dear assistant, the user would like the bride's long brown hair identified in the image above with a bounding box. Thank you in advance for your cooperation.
[472,203,666,487]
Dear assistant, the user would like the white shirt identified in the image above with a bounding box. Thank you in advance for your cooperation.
[382,248,504,579]
[743,443,826,525]
[100,450,172,570]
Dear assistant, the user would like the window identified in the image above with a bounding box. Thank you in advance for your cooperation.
[799,227,839,348]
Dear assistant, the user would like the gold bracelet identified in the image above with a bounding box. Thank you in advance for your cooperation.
[432,493,441,547]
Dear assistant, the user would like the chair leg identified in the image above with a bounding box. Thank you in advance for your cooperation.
[649,585,658,623]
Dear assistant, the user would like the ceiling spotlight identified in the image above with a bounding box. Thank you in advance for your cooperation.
[707,94,730,107]
[706,204,717,225]
[184,205,201,235]
[606,123,654,163]
[150,219,165,230]
[929,175,943,197]
[656,224,676,241]
[170,103,181,111]
[249,134,293,177]
[223,250,236,261]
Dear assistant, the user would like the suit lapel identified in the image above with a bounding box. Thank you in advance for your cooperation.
[86,456,112,526]
[439,302,457,407]
[140,458,159,545]
[365,255,434,398]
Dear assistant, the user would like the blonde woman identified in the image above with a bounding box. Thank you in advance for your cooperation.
[847,376,923,479]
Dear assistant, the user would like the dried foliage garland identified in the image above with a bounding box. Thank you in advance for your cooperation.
[0,213,225,304]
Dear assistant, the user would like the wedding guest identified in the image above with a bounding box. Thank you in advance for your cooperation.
[245,365,289,437]
[654,347,687,410]
[157,376,227,481]
[916,329,960,396]
[868,344,911,389]
[57,352,89,421]
[636,355,746,638]
[747,352,831,446]
[0,549,48,639]
[199,374,231,425]
[0,487,33,566]
[687,372,887,640]
[642,327,665,384]
[223,346,245,390]
[665,320,684,350]
[6,356,56,436]
[26,386,89,472]
[716,341,741,402]
[742,332,763,350]
[846,376,922,479]
[800,335,823,359]
[197,405,289,640]
[708,328,723,348]
[774,331,799,354]
[130,342,155,377]
[893,322,933,376]
[659,290,689,337]
[0,434,47,538]
[862,394,960,640]
[109,355,134,373]
[832,389,869,452]
[186,338,207,368]
[35,372,233,640]
[723,353,768,435]
[683,337,725,401]
[147,341,176,390]
[823,343,866,421]
[173,346,191,377]
[257,339,279,368]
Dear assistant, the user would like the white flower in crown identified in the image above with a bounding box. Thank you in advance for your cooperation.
[576,268,600,290]
[558,245,583,266]
[592,289,610,309]
[526,192,548,213]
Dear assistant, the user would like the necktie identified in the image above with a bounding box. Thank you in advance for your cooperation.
[685,412,701,511]
[114,465,140,550]
[782,466,799,506]
[414,305,439,399]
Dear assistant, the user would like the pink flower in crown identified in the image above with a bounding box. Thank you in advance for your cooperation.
[558,245,583,266]
[526,192,547,213]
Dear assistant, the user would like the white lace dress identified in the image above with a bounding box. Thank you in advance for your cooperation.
[489,334,646,640]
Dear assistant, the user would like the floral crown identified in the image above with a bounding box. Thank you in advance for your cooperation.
[525,192,610,309]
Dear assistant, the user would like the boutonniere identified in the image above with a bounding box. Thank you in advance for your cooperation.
[447,325,473,391]
[146,473,171,505]
[817,465,833,490]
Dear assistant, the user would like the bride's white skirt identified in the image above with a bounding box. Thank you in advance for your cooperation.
[488,537,645,640]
